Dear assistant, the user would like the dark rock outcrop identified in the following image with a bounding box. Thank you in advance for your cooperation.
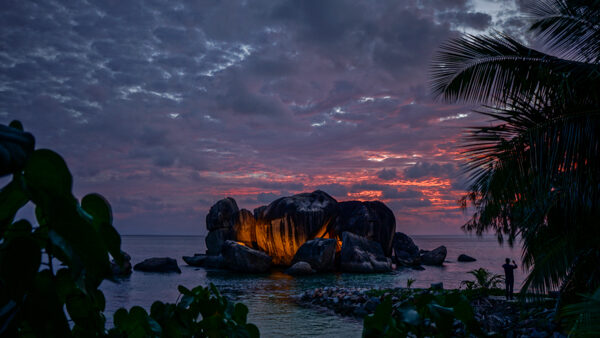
[335,201,396,256]
[111,251,132,276]
[182,254,225,268]
[291,238,337,272]
[203,190,398,268]
[221,240,271,273]
[133,257,181,273]
[421,246,447,266]
[392,232,420,266]
[205,228,234,255]
[285,261,315,275]
[253,205,267,219]
[206,197,239,231]
[458,254,476,262]
[340,232,392,273]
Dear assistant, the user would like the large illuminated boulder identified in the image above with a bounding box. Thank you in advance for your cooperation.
[334,201,396,256]
[237,190,339,265]
[203,190,397,268]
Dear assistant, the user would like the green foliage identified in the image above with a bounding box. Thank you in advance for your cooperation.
[460,268,504,296]
[561,286,600,336]
[0,121,260,337]
[362,288,483,337]
[406,278,415,289]
[109,284,259,338]
[431,0,600,299]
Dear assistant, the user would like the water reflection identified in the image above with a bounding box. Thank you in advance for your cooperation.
[100,235,523,337]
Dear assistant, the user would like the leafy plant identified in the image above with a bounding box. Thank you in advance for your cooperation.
[406,278,415,289]
[0,121,260,337]
[431,0,600,301]
[460,268,504,296]
[0,121,123,336]
[363,288,482,337]
[560,286,600,336]
[109,284,259,338]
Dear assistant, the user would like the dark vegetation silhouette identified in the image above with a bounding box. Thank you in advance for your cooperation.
[431,0,600,304]
[0,121,258,337]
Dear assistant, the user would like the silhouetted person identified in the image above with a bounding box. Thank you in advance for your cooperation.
[503,258,517,300]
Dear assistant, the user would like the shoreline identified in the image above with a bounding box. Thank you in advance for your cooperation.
[295,286,564,337]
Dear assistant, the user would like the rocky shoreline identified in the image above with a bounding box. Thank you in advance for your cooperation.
[295,286,566,337]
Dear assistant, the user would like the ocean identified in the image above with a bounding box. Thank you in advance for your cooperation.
[100,235,524,337]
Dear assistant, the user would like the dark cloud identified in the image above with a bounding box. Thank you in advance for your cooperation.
[0,0,525,235]
[376,168,398,180]
[438,12,492,30]
[403,162,458,179]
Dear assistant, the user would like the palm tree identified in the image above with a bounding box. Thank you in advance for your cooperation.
[430,0,600,301]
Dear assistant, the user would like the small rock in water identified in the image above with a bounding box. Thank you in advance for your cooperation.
[457,254,477,262]
[430,282,443,290]
[133,257,181,273]
[285,261,316,275]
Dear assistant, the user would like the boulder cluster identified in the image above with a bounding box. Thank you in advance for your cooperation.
[186,190,397,273]
[184,190,460,274]
[391,232,451,268]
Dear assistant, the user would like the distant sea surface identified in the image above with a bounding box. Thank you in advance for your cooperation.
[101,235,524,337]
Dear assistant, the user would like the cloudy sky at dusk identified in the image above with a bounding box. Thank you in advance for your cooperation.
[1,0,532,235]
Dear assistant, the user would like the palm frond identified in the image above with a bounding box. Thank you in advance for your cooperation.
[561,286,600,336]
[528,0,600,63]
[430,33,600,105]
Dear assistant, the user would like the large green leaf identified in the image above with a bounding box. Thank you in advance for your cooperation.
[23,270,71,338]
[0,233,41,298]
[23,149,73,203]
[81,193,123,264]
[0,176,29,234]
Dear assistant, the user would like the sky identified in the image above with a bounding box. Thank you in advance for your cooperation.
[1,0,532,235]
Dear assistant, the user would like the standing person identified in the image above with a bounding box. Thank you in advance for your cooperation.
[502,258,517,300]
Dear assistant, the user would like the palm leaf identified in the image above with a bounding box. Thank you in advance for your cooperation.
[528,0,600,63]
[430,33,600,105]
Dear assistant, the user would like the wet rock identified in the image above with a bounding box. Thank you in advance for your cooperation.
[431,282,444,290]
[286,261,316,275]
[205,228,234,255]
[392,232,420,266]
[354,305,368,317]
[221,240,271,273]
[134,257,181,273]
[241,190,340,265]
[111,251,132,276]
[206,197,239,231]
[182,254,225,269]
[253,205,267,219]
[364,297,380,312]
[182,254,205,266]
[458,254,476,262]
[335,201,396,256]
[291,238,337,272]
[340,232,392,273]
[232,209,256,246]
[421,246,447,266]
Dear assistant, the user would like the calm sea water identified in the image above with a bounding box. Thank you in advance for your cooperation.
[100,235,524,337]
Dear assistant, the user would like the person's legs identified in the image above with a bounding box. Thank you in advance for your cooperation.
[505,281,510,300]
[509,280,514,300]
